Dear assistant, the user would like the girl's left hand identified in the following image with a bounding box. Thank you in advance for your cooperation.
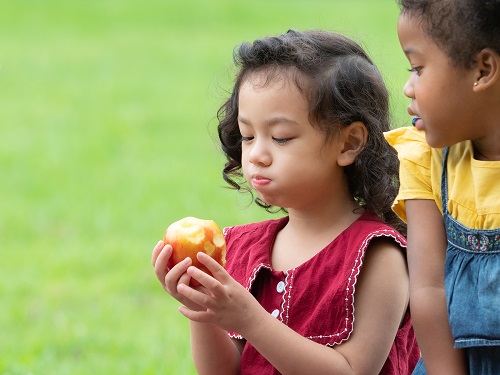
[176,252,265,335]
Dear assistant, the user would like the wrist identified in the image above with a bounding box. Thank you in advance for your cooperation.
[237,302,272,341]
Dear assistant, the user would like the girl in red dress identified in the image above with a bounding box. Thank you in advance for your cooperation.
[152,29,419,375]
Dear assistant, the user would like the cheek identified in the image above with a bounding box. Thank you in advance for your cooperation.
[240,147,249,165]
[240,153,251,179]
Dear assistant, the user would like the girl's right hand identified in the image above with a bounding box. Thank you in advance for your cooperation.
[151,240,205,312]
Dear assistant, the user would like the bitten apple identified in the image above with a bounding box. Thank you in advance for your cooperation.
[164,217,226,286]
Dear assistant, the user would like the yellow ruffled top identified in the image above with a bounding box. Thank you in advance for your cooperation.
[385,126,500,230]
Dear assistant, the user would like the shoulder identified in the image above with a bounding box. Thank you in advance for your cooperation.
[385,126,433,168]
[333,220,413,373]
[384,126,448,175]
[385,128,446,220]
[223,217,288,284]
[353,213,407,249]
[356,215,409,299]
[364,236,408,269]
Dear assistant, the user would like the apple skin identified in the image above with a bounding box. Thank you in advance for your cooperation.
[164,217,226,286]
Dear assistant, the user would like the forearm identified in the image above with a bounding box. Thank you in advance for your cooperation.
[405,200,468,375]
[240,309,353,375]
[410,287,467,375]
[190,321,241,375]
[179,242,408,375]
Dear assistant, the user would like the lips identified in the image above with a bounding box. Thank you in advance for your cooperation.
[251,174,271,188]
[407,107,422,128]
[411,116,424,130]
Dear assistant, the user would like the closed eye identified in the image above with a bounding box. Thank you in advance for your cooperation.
[241,136,254,142]
[273,137,292,145]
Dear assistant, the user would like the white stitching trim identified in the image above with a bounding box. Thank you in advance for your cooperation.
[228,262,272,340]
[228,229,406,345]
[308,229,405,346]
[280,269,295,324]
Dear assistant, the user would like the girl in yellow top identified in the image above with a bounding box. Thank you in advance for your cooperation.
[386,1,500,374]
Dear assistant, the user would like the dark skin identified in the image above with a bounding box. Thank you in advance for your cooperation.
[398,10,500,374]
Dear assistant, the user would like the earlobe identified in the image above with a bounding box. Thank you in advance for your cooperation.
[337,121,368,167]
[473,48,500,92]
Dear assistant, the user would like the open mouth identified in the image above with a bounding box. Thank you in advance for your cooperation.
[411,116,421,126]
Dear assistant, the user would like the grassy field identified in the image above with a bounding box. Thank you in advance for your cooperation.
[0,1,410,373]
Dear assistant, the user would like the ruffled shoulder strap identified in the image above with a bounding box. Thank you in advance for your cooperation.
[385,126,431,169]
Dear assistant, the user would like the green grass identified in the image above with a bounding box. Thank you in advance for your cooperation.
[0,1,410,373]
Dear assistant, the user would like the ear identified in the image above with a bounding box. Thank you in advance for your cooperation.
[337,121,368,167]
[473,48,500,92]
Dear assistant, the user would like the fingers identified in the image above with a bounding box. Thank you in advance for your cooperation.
[193,253,232,294]
[153,244,192,293]
[151,240,165,266]
[177,282,215,310]
[178,305,213,323]
[153,244,172,285]
[184,256,230,301]
[196,252,227,280]
[186,265,220,291]
[164,257,192,294]
[178,269,193,287]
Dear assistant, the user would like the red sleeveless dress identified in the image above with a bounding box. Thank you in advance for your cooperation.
[224,212,419,375]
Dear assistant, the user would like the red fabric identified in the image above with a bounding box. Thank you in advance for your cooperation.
[224,212,419,375]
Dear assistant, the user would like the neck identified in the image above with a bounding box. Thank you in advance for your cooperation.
[473,131,500,161]
[271,198,363,271]
[285,198,363,238]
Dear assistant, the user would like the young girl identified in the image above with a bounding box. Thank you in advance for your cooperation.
[386,1,500,374]
[152,29,419,374]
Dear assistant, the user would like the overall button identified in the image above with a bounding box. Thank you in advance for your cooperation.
[271,309,280,318]
[276,281,285,293]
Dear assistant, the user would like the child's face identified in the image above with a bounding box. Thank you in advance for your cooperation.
[397,13,479,148]
[237,73,346,210]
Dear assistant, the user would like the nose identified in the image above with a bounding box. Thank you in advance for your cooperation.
[247,139,272,166]
[403,75,415,99]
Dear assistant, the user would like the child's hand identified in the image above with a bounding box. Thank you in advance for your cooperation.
[175,252,266,335]
[151,240,205,312]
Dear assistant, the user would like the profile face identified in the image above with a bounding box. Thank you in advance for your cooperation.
[397,13,479,148]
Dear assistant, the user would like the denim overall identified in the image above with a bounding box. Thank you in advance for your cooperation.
[413,147,500,374]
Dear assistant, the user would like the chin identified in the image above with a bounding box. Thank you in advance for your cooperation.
[256,194,282,209]
[423,132,449,149]
[425,137,457,149]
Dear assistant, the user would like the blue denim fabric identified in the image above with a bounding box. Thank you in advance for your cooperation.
[467,346,500,373]
[412,147,500,375]
[441,147,500,349]
[412,348,500,375]
[443,215,500,348]
[411,358,426,375]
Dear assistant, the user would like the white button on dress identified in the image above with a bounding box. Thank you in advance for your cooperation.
[271,309,280,318]
[276,281,285,293]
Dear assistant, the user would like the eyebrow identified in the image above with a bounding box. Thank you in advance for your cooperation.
[403,47,422,57]
[238,116,300,127]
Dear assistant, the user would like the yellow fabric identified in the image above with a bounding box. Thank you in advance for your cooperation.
[385,126,500,230]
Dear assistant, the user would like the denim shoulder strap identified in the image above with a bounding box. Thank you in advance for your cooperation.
[440,147,450,214]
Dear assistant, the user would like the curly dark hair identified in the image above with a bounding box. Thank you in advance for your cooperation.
[217,29,405,235]
[397,0,500,68]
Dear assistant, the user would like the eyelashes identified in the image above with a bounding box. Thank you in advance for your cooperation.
[273,138,291,145]
[407,67,422,75]
[240,136,292,145]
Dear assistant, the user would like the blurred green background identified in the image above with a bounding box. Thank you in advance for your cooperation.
[0,0,410,373]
